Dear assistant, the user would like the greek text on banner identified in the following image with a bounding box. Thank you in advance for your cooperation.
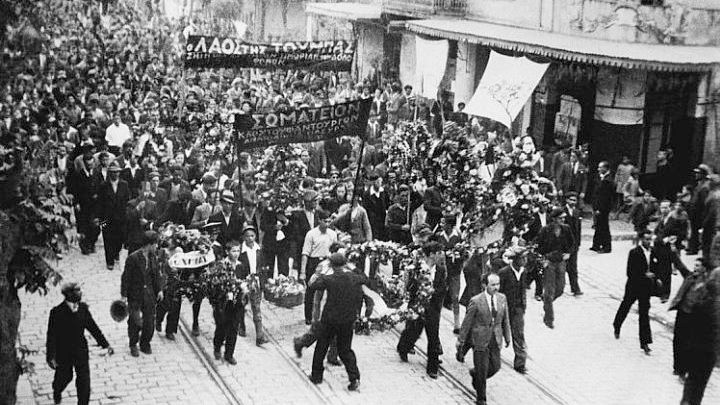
[184,36,355,72]
[234,98,372,148]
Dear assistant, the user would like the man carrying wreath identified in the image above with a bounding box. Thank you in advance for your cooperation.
[213,240,247,365]
[236,225,269,346]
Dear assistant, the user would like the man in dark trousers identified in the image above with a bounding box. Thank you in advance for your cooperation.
[523,200,549,300]
[307,251,368,391]
[68,150,100,255]
[236,225,269,345]
[591,160,614,253]
[259,206,292,277]
[213,241,246,365]
[456,273,511,405]
[362,171,390,241]
[47,283,113,405]
[121,231,164,357]
[397,241,447,379]
[612,229,657,355]
[435,213,463,333]
[96,160,130,270]
[289,190,321,274]
[498,249,529,373]
[536,208,575,329]
[564,192,583,296]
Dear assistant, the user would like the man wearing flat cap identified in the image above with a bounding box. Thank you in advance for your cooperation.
[47,283,113,405]
[536,207,575,328]
[308,251,368,391]
[96,160,130,270]
[121,231,164,357]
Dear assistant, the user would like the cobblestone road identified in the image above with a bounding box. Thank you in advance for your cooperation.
[16,224,720,404]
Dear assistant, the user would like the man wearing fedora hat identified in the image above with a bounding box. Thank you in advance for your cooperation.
[536,208,575,329]
[47,283,113,405]
[208,189,245,249]
[121,231,164,357]
[96,160,130,270]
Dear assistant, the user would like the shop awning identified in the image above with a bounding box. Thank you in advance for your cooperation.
[404,19,720,72]
[305,3,382,21]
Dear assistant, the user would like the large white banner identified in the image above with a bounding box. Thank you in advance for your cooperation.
[465,51,549,128]
[414,37,449,99]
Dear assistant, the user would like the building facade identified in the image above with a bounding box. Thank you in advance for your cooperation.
[305,0,720,185]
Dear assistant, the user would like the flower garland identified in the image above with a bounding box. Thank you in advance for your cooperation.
[254,146,306,212]
[201,261,246,307]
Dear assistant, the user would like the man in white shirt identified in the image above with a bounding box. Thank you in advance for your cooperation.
[105,115,131,155]
[301,213,338,324]
[238,226,269,346]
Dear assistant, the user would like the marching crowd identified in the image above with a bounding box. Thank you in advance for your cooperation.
[3,1,720,405]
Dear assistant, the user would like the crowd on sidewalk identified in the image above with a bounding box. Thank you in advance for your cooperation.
[3,1,720,405]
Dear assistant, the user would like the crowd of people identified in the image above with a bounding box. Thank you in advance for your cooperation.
[3,1,720,405]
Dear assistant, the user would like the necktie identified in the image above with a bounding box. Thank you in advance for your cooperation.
[491,296,497,320]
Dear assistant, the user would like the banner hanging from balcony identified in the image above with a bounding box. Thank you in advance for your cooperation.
[184,36,355,71]
[414,37,449,99]
[465,51,549,128]
[234,98,372,148]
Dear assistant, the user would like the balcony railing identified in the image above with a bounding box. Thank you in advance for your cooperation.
[382,0,467,18]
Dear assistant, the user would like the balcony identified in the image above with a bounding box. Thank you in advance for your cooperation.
[382,0,467,18]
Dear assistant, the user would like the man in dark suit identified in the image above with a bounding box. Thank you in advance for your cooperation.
[536,208,575,329]
[208,190,246,250]
[456,273,512,405]
[147,171,168,216]
[613,230,657,355]
[556,151,588,200]
[523,201,549,300]
[236,226,269,346]
[96,161,130,270]
[120,153,144,199]
[46,283,113,405]
[68,152,100,255]
[498,249,529,373]
[564,192,583,296]
[160,165,191,203]
[362,171,390,241]
[289,190,321,272]
[397,241,447,379]
[120,231,164,357]
[260,206,292,277]
[307,252,368,391]
[591,161,614,253]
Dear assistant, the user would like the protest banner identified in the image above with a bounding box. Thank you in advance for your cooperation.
[184,36,355,71]
[234,98,372,148]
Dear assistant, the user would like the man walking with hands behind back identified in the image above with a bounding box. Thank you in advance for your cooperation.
[457,273,511,405]
[498,248,528,374]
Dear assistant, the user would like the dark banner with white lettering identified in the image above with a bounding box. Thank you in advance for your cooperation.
[234,99,372,148]
[184,36,355,71]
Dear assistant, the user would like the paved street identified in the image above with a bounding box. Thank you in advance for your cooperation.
[15,223,720,404]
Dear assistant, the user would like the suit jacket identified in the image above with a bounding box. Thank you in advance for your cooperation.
[208,211,246,247]
[536,223,574,262]
[592,173,615,213]
[160,179,191,200]
[96,180,130,225]
[458,291,511,351]
[435,230,463,277]
[121,166,145,198]
[121,249,163,304]
[46,302,109,364]
[308,269,369,324]
[564,206,582,251]
[408,262,448,312]
[260,207,291,251]
[68,169,98,211]
[557,162,588,195]
[149,187,168,216]
[625,245,659,296]
[460,253,487,307]
[498,265,528,310]
[523,212,548,242]
[158,199,194,227]
[362,189,390,239]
